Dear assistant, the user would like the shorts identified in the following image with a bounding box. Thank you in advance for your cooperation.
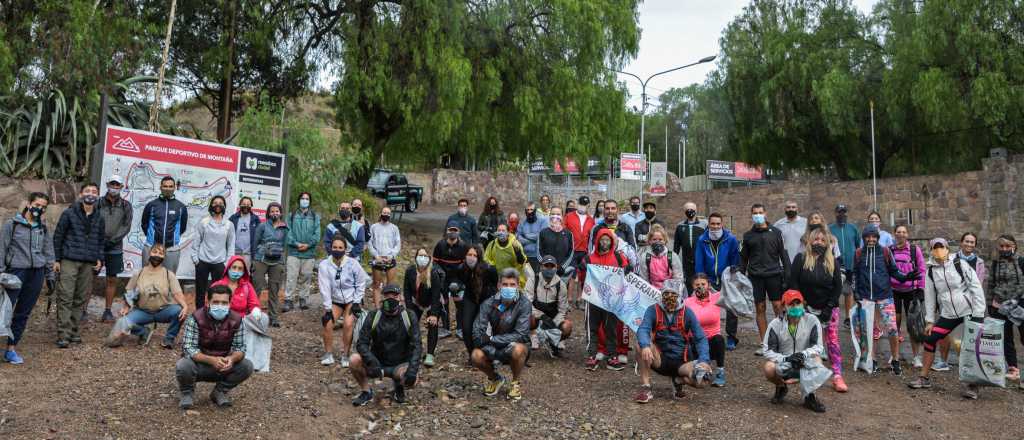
[371,258,397,271]
[750,274,784,304]
[369,363,410,379]
[484,344,518,364]
[653,357,685,377]
[104,252,124,277]
[865,297,898,337]
[573,251,588,281]
[323,302,363,326]
[893,289,923,315]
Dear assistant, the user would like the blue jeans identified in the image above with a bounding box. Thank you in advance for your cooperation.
[127,305,183,344]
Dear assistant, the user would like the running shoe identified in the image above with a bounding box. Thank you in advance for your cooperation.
[907,376,932,389]
[3,349,24,365]
[634,385,654,403]
[585,356,600,371]
[832,375,848,393]
[423,354,435,368]
[754,348,764,356]
[101,309,115,323]
[890,358,902,376]
[530,333,540,350]
[931,360,951,372]
[507,381,522,401]
[352,390,374,406]
[617,354,629,365]
[392,386,406,404]
[961,384,979,400]
[484,374,506,396]
[712,368,726,387]
[672,377,686,398]
[320,353,336,366]
[340,354,350,368]
[606,357,626,371]
[726,337,737,351]
[913,355,924,369]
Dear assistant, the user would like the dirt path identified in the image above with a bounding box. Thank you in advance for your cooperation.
[2,204,1024,439]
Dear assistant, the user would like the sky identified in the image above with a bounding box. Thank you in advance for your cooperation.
[619,0,879,109]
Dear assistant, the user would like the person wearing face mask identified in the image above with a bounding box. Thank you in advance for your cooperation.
[565,199,577,215]
[483,224,528,285]
[674,202,708,286]
[351,198,371,243]
[176,285,253,410]
[53,182,106,348]
[634,284,712,403]
[404,248,444,367]
[471,268,532,401]
[889,225,926,368]
[594,200,606,224]
[191,196,235,311]
[252,202,289,327]
[456,245,499,354]
[866,211,894,248]
[927,232,987,370]
[683,274,727,387]
[908,238,986,399]
[538,210,575,277]
[987,235,1024,384]
[853,225,914,375]
[582,228,631,371]
[762,290,828,413]
[121,244,188,349]
[620,196,646,234]
[587,200,637,267]
[350,284,422,406]
[284,192,321,313]
[447,198,480,245]
[525,255,572,356]
[318,237,369,367]
[0,192,55,364]
[368,207,402,308]
[740,203,791,354]
[516,202,548,274]
[323,201,366,259]
[433,225,470,338]
[507,212,520,235]
[773,201,808,265]
[140,176,187,273]
[789,228,846,392]
[478,196,507,248]
[636,226,683,290]
[565,196,596,309]
[829,204,861,328]
[97,175,132,323]
[229,196,261,269]
[633,201,664,248]
[695,213,741,350]
[210,255,260,316]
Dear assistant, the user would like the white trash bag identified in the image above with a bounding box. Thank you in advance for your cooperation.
[0,292,13,338]
[718,268,754,319]
[106,316,135,347]
[959,317,1006,388]
[243,308,273,373]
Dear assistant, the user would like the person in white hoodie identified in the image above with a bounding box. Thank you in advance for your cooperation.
[368,206,401,308]
[908,237,986,399]
[318,236,369,368]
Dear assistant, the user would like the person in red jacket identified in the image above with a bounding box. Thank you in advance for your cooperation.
[565,196,596,309]
[583,228,631,371]
[210,255,260,316]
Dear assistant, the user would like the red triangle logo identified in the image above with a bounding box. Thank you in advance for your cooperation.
[112,137,141,153]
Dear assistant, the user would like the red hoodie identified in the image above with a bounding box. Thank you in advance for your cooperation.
[211,255,260,316]
[565,210,596,252]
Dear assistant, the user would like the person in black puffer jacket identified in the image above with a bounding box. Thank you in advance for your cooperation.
[478,196,507,248]
[53,183,106,348]
[403,248,445,367]
[789,226,846,392]
[350,284,422,406]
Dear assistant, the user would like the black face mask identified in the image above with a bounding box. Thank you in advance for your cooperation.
[685,209,696,219]
[630,204,640,212]
[785,210,798,218]
[836,213,847,223]
[380,215,390,223]
[149,256,164,267]
[28,206,45,218]
[811,244,827,255]
[240,206,252,214]
[446,231,459,241]
[1001,250,1015,259]
[644,211,656,220]
[352,206,362,215]
[526,212,536,222]
[338,209,352,220]
[541,268,556,281]
[381,297,401,315]
[652,243,666,254]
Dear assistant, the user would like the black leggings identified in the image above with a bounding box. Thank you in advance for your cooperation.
[708,334,726,367]
[923,316,962,353]
[194,260,225,310]
[408,303,438,356]
[459,299,481,356]
[989,306,1024,368]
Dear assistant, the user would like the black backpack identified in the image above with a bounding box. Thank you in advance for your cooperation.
[927,258,966,286]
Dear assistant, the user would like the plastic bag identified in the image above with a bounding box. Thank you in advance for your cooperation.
[536,318,562,350]
[999,299,1024,326]
[959,317,1006,388]
[105,316,135,347]
[850,300,875,373]
[0,273,22,290]
[0,292,13,338]
[777,356,833,396]
[906,298,928,343]
[243,308,273,373]
[718,268,754,318]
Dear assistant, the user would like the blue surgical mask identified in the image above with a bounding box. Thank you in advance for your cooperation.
[228,270,244,281]
[299,199,310,209]
[499,286,518,302]
[752,214,766,225]
[209,305,230,321]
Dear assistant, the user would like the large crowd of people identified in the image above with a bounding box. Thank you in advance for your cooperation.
[1,177,1020,413]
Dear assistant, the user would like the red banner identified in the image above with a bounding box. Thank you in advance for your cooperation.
[105,126,239,172]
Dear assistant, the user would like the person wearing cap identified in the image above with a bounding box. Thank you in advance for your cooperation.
[349,284,421,406]
[140,176,187,273]
[853,224,913,375]
[829,204,861,327]
[471,268,531,401]
[674,202,708,287]
[446,198,479,246]
[773,201,808,265]
[908,237,986,398]
[634,201,664,248]
[634,283,712,403]
[762,290,828,413]
[97,174,133,323]
[565,195,596,309]
[433,224,469,338]
[621,196,646,234]
[524,255,572,356]
[251,202,289,327]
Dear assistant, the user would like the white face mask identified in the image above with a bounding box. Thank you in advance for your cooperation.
[458,207,468,215]
[416,255,430,268]
[709,229,723,240]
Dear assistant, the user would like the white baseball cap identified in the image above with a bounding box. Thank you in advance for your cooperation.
[108,175,124,185]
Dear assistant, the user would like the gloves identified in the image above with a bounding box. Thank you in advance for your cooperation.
[785,352,805,369]
[403,371,417,387]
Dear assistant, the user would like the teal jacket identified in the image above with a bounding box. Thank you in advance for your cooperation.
[286,209,321,259]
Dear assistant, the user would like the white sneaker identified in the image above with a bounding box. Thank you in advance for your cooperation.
[595,352,607,362]
[557,341,566,350]
[913,355,924,369]
[617,354,628,364]
[754,348,764,356]
[340,354,350,368]
[320,353,335,366]
[530,333,540,350]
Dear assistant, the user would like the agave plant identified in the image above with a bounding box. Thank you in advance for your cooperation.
[0,76,179,179]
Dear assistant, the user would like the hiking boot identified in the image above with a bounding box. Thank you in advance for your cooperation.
[352,390,374,407]
[961,384,979,400]
[931,360,951,372]
[803,393,826,413]
[907,376,932,389]
[890,358,903,376]
[101,309,115,323]
[771,385,788,404]
[299,298,309,310]
[283,299,293,313]
[606,358,626,371]
[320,353,336,366]
[179,391,195,410]
[712,368,726,387]
[3,349,24,365]
[138,326,153,346]
[391,385,406,404]
[671,377,686,398]
[507,380,522,401]
[585,356,600,371]
[832,375,848,393]
[210,388,233,407]
[56,339,70,349]
[634,385,654,403]
[483,374,505,397]
[423,354,435,368]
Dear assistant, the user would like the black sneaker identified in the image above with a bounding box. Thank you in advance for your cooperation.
[671,377,686,399]
[890,358,903,376]
[283,300,293,313]
[179,391,195,409]
[270,320,281,328]
[69,335,83,344]
[299,298,310,310]
[844,318,851,329]
[771,385,788,404]
[352,390,375,407]
[101,309,115,323]
[803,393,826,413]
[391,385,406,404]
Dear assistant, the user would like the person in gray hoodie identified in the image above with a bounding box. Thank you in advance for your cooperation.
[97,175,132,322]
[0,192,55,364]
[191,196,235,310]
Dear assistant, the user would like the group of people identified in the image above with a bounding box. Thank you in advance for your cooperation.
[1,183,1021,412]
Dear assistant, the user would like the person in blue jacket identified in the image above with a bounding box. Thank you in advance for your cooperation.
[516,201,548,273]
[853,225,914,375]
[140,176,187,273]
[694,212,741,349]
[633,284,712,403]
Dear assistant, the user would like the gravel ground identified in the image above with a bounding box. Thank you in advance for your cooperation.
[3,204,1024,439]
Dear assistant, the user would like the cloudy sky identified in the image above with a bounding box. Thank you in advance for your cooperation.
[619,0,879,108]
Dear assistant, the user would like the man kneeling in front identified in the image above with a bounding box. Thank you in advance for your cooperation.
[350,284,422,406]
[634,284,713,403]
[176,285,253,409]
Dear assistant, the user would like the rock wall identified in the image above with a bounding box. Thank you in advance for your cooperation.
[0,177,80,225]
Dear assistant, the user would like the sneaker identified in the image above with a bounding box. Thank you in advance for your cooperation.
[391,385,406,404]
[56,339,70,349]
[712,368,726,387]
[890,358,902,376]
[438,328,452,339]
[606,358,626,371]
[1007,366,1020,381]
[617,354,629,364]
[843,318,851,329]
[3,349,24,365]
[671,377,686,398]
[320,353,336,366]
[530,333,540,350]
[832,375,848,393]
[270,320,281,328]
[771,385,789,404]
[299,298,310,310]
[101,309,115,323]
[961,384,979,400]
[726,337,737,351]
[507,380,522,401]
[585,356,600,371]
[483,374,506,396]
[913,355,924,369]
[455,328,464,341]
[210,388,233,407]
[931,360,951,372]
[907,376,933,389]
[80,310,89,323]
[283,299,293,313]
[179,391,195,409]
[754,348,764,356]
[340,354,350,368]
[803,393,826,413]
[546,338,561,358]
[423,354,435,368]
[161,339,175,350]
[69,334,82,344]
[352,390,375,406]
[634,385,654,403]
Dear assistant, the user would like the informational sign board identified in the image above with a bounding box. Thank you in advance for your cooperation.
[620,153,646,181]
[648,162,667,196]
[706,160,766,182]
[100,125,286,278]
